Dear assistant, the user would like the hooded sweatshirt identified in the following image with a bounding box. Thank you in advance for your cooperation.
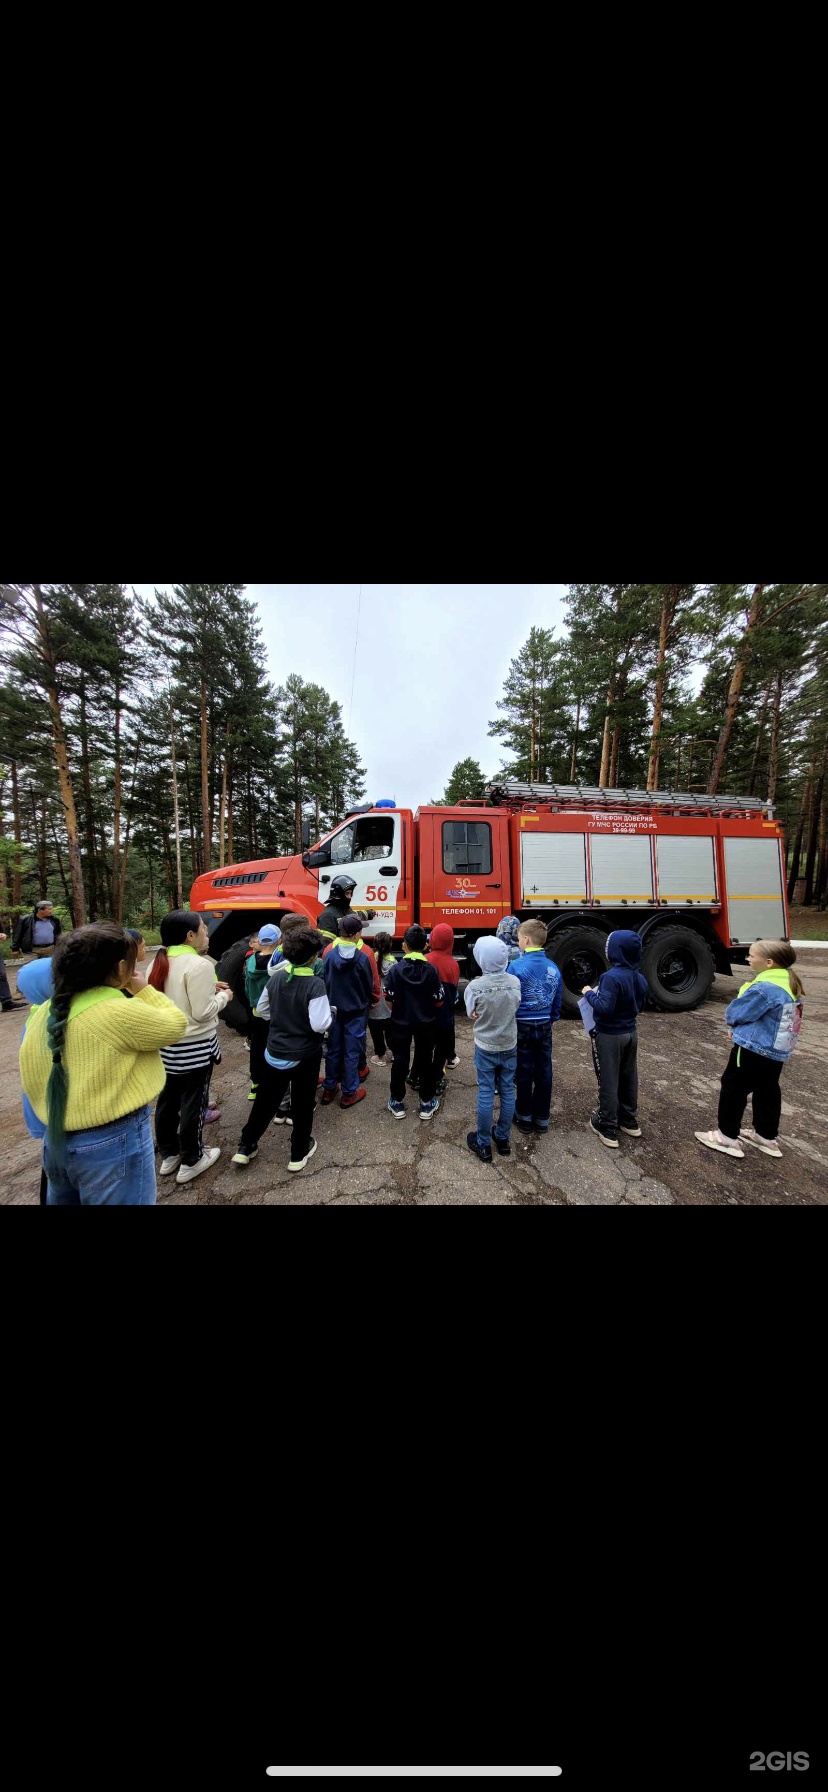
[512,944,563,1027]
[582,930,649,1035]
[725,967,803,1062]
[384,953,443,1029]
[426,924,460,1027]
[465,936,521,1050]
[322,940,375,1016]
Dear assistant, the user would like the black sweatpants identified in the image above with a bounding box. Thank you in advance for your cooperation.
[249,1016,269,1088]
[432,1018,456,1083]
[718,1045,783,1141]
[368,1019,387,1057]
[388,1020,436,1104]
[155,1065,214,1167]
[239,1051,322,1162]
[591,1030,639,1134]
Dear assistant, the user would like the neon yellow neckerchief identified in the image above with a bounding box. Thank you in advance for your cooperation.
[284,964,315,980]
[39,986,126,1023]
[167,944,200,959]
[404,952,427,962]
[737,967,796,999]
[525,946,543,953]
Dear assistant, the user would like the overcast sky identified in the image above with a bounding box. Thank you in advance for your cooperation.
[132,584,571,811]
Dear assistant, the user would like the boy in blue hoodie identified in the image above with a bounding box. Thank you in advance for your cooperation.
[695,940,804,1160]
[511,918,563,1135]
[581,929,649,1148]
[321,912,375,1109]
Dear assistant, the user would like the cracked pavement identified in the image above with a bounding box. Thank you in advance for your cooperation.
[3,954,827,1205]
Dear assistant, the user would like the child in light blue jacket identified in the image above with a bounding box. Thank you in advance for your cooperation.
[695,941,803,1160]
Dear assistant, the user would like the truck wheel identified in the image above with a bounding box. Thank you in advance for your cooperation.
[546,926,609,1019]
[641,925,715,1012]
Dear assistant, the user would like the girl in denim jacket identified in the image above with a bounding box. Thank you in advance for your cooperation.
[695,941,804,1160]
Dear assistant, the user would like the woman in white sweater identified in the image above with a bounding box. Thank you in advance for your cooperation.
[148,911,231,1184]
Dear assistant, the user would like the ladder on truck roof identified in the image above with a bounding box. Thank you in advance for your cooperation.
[486,779,773,818]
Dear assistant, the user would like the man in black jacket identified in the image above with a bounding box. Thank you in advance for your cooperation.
[12,900,62,959]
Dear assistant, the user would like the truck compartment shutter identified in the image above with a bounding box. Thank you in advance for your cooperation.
[589,833,653,901]
[724,837,786,944]
[521,832,586,903]
[656,835,717,902]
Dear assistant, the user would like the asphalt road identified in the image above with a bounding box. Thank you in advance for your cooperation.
[2,954,827,1205]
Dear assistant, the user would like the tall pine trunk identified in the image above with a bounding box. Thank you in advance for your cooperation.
[708,585,765,792]
[570,696,581,782]
[49,813,73,916]
[766,671,783,807]
[33,583,86,926]
[598,687,614,787]
[200,675,211,873]
[747,678,773,796]
[10,759,22,902]
[787,772,812,902]
[183,753,199,880]
[803,729,828,904]
[170,698,183,908]
[78,677,99,918]
[116,739,142,921]
[226,774,234,865]
[112,678,123,915]
[646,584,677,790]
[816,800,828,909]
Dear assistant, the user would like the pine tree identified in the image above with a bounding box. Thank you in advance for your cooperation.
[443,758,487,802]
[488,627,569,782]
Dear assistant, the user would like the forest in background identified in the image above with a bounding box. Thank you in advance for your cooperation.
[1,581,827,940]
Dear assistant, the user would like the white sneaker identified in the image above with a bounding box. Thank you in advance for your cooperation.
[176,1147,221,1183]
[446,1056,460,1069]
[370,1054,387,1066]
[694,1129,745,1159]
[740,1127,783,1158]
[288,1137,318,1173]
[159,1155,181,1176]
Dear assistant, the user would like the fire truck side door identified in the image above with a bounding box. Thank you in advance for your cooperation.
[428,811,510,928]
[317,812,402,939]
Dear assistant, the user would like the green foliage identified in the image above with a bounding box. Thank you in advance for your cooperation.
[442,757,488,803]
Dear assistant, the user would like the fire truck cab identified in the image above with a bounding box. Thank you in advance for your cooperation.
[190,782,789,1018]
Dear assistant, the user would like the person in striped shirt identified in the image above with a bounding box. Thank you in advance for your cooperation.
[148,910,232,1184]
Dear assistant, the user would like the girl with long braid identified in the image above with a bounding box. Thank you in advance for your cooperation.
[19,923,187,1205]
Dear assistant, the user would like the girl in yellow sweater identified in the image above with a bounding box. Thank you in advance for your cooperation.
[19,923,187,1206]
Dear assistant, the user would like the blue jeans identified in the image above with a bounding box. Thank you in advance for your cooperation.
[515,1021,553,1129]
[474,1044,517,1147]
[44,1106,157,1206]
[324,1012,367,1097]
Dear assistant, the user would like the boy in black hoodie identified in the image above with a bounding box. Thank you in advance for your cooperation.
[384,924,444,1121]
[581,929,649,1148]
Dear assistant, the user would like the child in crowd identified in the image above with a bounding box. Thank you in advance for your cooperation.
[384,924,443,1121]
[465,937,521,1161]
[368,931,397,1064]
[126,928,147,964]
[511,919,563,1135]
[244,924,281,1102]
[581,929,649,1148]
[496,915,522,962]
[426,923,460,1093]
[16,957,55,1203]
[149,910,231,1183]
[322,916,379,1085]
[267,912,324,973]
[232,929,330,1173]
[321,914,375,1108]
[695,940,804,1160]
[20,923,186,1205]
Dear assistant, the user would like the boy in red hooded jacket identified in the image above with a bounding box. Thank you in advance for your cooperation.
[426,923,461,1092]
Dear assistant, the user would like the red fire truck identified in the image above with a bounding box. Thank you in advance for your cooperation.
[189,781,789,1017]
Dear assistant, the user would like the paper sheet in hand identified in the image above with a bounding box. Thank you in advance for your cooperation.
[578,995,596,1035]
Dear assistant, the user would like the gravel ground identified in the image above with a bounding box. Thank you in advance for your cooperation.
[2,953,827,1206]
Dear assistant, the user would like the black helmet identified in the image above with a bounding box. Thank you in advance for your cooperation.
[330,875,357,903]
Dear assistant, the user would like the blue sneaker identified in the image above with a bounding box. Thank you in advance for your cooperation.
[419,1097,440,1122]
[387,1098,406,1120]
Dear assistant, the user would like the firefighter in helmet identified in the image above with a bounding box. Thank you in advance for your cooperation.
[316,874,374,945]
